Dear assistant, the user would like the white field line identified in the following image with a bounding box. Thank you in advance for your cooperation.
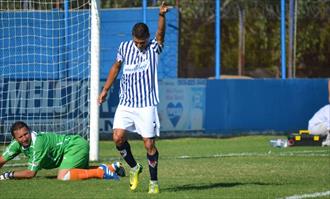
[285,149,330,154]
[279,190,330,199]
[176,150,330,159]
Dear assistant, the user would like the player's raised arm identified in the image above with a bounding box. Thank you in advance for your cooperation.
[98,60,122,105]
[156,1,169,45]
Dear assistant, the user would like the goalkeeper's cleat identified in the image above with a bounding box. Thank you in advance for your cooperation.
[148,181,159,194]
[112,161,126,177]
[99,164,120,180]
[129,163,143,191]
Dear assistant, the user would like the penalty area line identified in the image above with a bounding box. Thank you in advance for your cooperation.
[279,190,330,199]
[175,150,330,159]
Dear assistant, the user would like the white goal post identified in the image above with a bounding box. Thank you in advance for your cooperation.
[0,0,100,161]
[90,0,100,161]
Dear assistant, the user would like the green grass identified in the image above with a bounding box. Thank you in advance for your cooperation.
[1,135,330,199]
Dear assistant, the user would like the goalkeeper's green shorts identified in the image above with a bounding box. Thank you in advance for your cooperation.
[59,135,89,169]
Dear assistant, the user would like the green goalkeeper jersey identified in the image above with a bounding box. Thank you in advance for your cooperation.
[2,131,75,171]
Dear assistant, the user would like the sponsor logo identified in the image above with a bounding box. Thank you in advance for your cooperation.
[148,160,158,168]
[166,102,183,127]
[119,149,127,158]
[124,60,149,74]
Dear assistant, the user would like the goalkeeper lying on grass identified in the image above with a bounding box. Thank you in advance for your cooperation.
[0,121,125,181]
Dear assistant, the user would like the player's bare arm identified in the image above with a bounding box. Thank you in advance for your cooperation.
[156,1,169,45]
[0,156,7,168]
[0,168,36,180]
[98,60,122,105]
[11,170,36,179]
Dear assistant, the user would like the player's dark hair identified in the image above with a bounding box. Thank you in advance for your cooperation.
[11,121,30,137]
[132,23,150,39]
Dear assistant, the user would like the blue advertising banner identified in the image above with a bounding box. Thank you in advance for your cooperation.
[0,79,88,119]
[0,79,89,134]
[158,79,206,131]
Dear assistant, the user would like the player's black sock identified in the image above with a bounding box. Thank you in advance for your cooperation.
[116,141,137,168]
[147,150,159,181]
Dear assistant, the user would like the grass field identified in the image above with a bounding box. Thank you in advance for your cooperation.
[1,135,330,199]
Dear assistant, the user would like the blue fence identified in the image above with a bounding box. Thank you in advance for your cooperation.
[205,79,328,134]
[100,8,179,79]
[0,8,179,79]
[99,78,328,135]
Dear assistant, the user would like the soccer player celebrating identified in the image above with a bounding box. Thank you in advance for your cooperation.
[0,121,125,181]
[98,1,169,194]
[308,80,330,147]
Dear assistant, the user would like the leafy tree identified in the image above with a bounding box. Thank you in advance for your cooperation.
[178,0,330,78]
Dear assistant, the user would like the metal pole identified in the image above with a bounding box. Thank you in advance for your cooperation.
[281,0,286,79]
[143,0,147,24]
[63,0,69,79]
[288,0,294,78]
[293,0,298,78]
[215,0,221,79]
[238,5,245,76]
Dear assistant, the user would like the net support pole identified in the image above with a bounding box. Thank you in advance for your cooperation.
[281,0,286,79]
[90,0,100,161]
[288,0,294,78]
[142,0,147,23]
[63,0,69,78]
[215,0,221,79]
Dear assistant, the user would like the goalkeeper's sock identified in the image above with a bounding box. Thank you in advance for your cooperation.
[147,150,159,181]
[101,164,116,173]
[116,141,137,168]
[66,168,104,180]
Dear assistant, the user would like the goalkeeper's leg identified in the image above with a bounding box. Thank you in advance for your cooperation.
[58,162,124,180]
[58,168,103,180]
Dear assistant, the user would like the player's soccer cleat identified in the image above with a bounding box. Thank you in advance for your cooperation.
[112,161,126,177]
[148,181,159,194]
[99,164,120,180]
[129,163,143,191]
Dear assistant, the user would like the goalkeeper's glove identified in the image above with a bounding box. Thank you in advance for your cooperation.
[0,171,15,180]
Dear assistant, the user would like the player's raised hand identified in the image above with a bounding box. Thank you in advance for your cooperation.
[159,1,169,15]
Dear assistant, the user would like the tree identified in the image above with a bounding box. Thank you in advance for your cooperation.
[178,0,330,78]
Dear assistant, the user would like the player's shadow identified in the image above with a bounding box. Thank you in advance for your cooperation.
[163,181,282,192]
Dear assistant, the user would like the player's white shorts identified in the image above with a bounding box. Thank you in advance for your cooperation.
[308,122,329,135]
[113,105,160,138]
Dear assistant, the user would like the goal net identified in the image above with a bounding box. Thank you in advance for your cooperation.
[0,0,100,160]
